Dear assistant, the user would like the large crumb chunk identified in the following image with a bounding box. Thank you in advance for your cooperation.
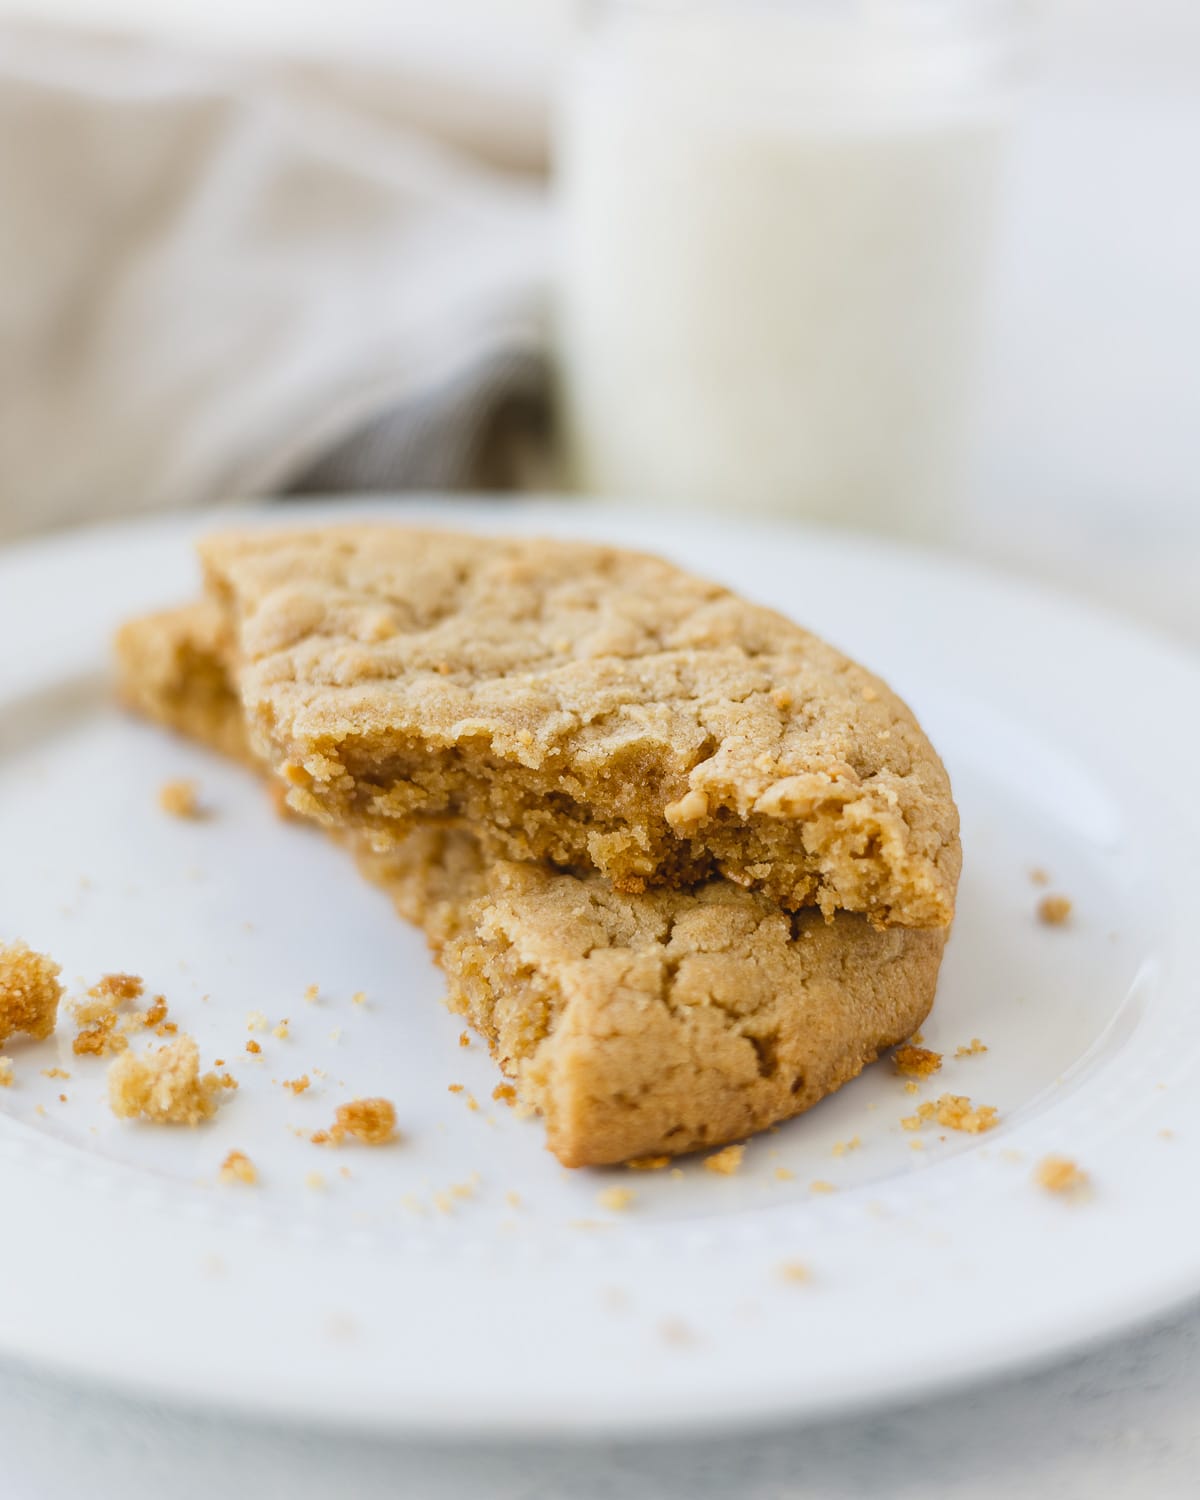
[0,941,63,1045]
[703,1143,745,1175]
[1034,1154,1088,1195]
[892,1044,943,1078]
[331,1097,397,1145]
[107,1036,223,1125]
[159,778,203,818]
[1037,895,1072,926]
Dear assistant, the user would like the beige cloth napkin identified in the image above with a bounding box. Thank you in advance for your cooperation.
[0,24,552,543]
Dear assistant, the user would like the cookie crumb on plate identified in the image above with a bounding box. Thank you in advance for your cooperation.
[0,941,63,1045]
[778,1260,811,1283]
[955,1037,988,1058]
[107,1036,223,1125]
[598,1186,635,1212]
[220,1150,257,1186]
[158,778,202,818]
[1037,894,1073,926]
[331,1097,397,1145]
[893,1044,942,1078]
[704,1144,745,1176]
[1035,1155,1088,1195]
[902,1094,999,1134]
[0,1058,12,1087]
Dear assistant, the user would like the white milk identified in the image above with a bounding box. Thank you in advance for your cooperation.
[555,4,1012,535]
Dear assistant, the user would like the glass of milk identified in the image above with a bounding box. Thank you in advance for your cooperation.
[555,0,1022,537]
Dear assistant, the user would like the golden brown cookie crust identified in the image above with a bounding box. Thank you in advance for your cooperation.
[199,526,960,928]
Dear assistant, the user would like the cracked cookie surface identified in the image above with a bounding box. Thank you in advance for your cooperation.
[199,526,960,927]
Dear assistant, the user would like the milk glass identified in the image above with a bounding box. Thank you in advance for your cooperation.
[555,0,1021,536]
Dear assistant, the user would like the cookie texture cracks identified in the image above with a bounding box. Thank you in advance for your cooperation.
[199,527,960,927]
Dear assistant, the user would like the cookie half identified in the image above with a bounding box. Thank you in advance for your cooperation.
[199,526,960,927]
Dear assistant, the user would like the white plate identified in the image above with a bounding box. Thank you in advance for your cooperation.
[1,497,1198,1439]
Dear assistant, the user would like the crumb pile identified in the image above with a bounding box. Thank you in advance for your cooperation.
[902,1094,999,1135]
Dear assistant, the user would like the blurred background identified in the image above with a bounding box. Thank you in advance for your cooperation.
[1,0,1197,639]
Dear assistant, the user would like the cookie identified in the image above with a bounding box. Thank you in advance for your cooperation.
[199,526,960,927]
[115,603,946,1165]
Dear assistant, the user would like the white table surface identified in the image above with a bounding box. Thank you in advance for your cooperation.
[3,3,1199,1495]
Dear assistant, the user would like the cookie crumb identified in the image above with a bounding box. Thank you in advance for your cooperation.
[492,1083,517,1105]
[1035,1155,1088,1195]
[0,941,64,1045]
[72,981,132,1057]
[773,1166,795,1182]
[245,1039,261,1055]
[351,991,366,1007]
[107,1036,222,1125]
[955,1037,988,1058]
[220,1150,257,1186]
[505,1190,522,1209]
[778,1260,811,1283]
[1037,894,1072,926]
[246,1010,268,1032]
[809,1180,836,1194]
[283,1075,310,1095]
[704,1144,745,1176]
[1030,867,1050,886]
[447,1083,463,1094]
[331,1097,397,1146]
[305,1171,326,1191]
[158,778,202,819]
[272,1019,290,1040]
[902,1094,999,1134]
[0,1058,12,1087]
[598,1186,635,1212]
[893,1044,942,1078]
[458,1030,471,1048]
[303,984,319,1003]
[831,1135,862,1157]
[41,1067,70,1080]
[627,1154,671,1171]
